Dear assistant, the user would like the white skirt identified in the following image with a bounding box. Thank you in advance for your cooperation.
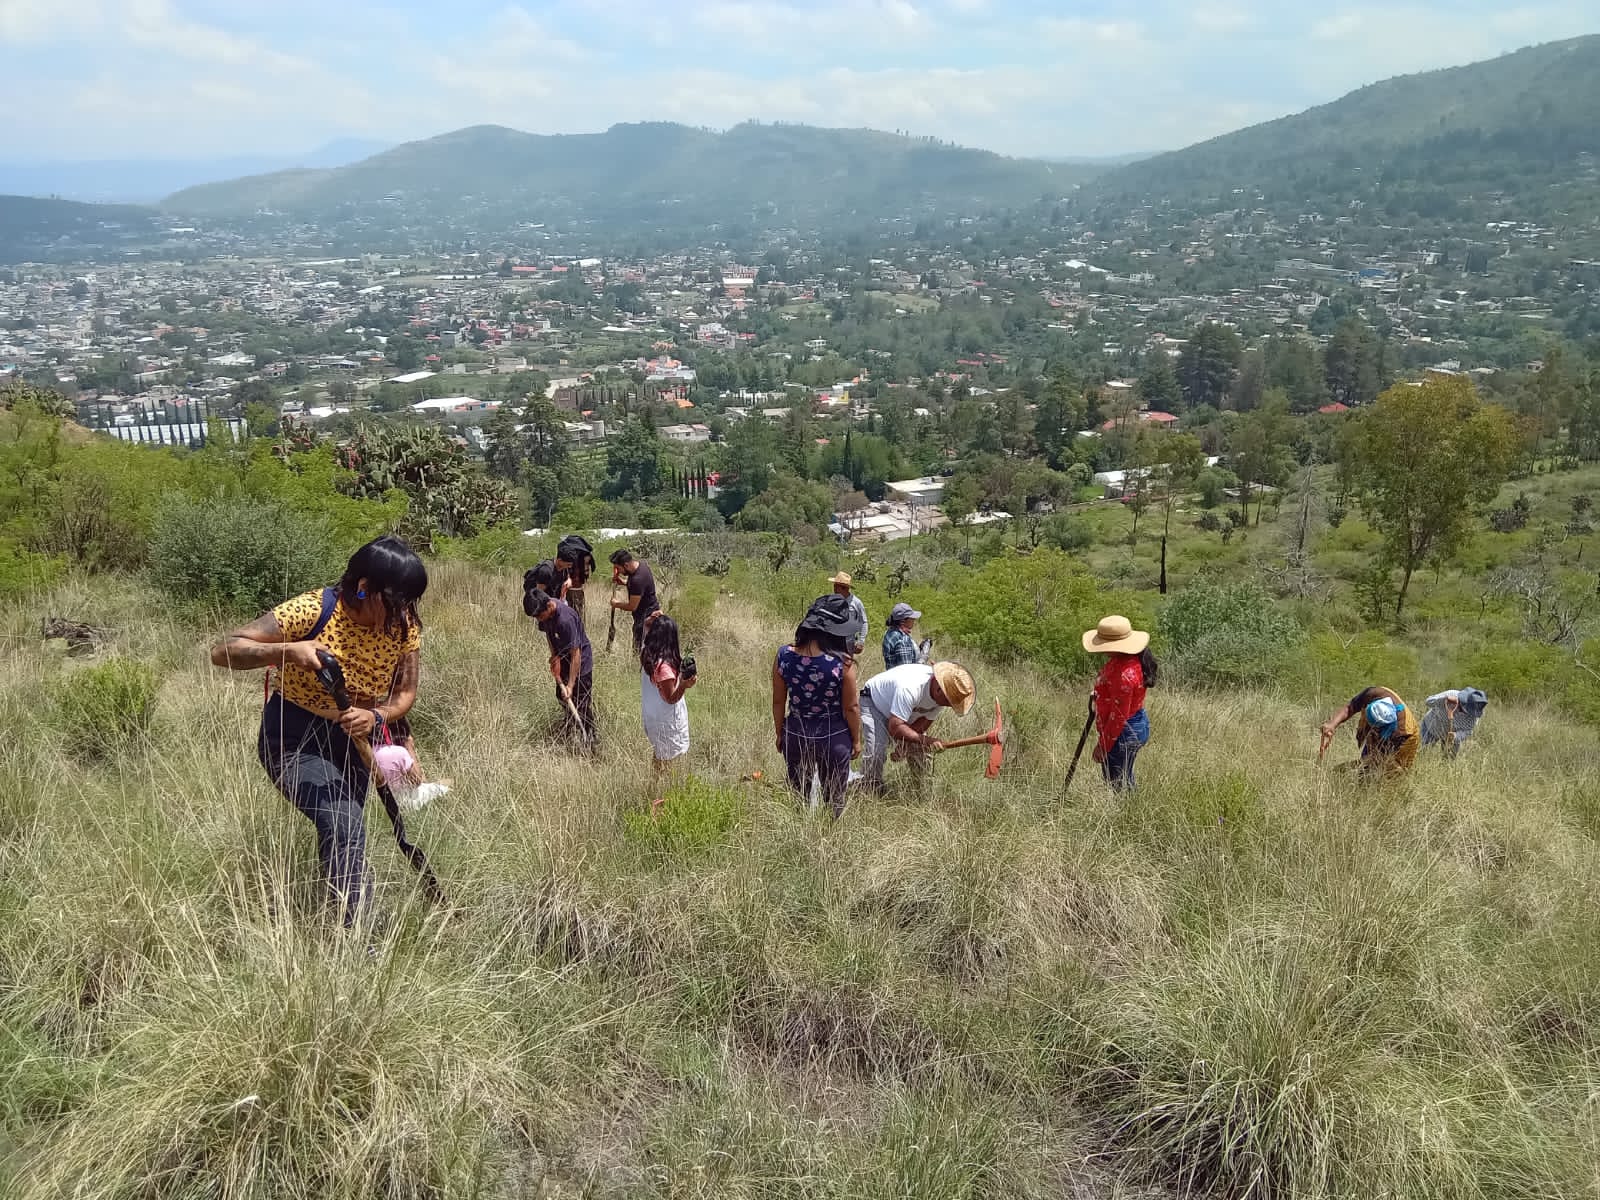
[641,670,690,761]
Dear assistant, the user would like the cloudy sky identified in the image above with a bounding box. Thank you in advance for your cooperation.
[2,0,1595,162]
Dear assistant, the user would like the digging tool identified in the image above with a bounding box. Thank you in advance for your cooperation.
[314,650,445,904]
[929,699,1006,778]
[607,574,620,652]
[1063,699,1095,793]
[550,659,595,749]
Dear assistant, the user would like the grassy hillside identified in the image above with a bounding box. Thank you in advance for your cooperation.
[1089,34,1600,217]
[162,122,1086,226]
[3,550,1600,1197]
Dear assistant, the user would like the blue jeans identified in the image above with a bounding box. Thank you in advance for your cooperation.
[1102,709,1149,793]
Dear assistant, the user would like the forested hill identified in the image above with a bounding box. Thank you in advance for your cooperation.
[1085,34,1600,220]
[161,122,1091,228]
[0,195,162,262]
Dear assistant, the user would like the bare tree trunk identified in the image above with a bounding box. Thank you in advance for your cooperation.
[1396,560,1415,620]
[1159,535,1168,595]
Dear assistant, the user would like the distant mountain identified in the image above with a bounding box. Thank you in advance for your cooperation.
[0,195,163,261]
[0,140,391,205]
[1088,35,1600,220]
[162,123,1096,227]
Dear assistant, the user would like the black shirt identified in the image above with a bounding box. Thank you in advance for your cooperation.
[540,601,592,680]
[628,562,660,630]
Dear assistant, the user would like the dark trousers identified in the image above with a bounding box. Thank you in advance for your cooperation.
[1101,708,1149,793]
[258,695,371,925]
[556,670,597,744]
[783,712,853,817]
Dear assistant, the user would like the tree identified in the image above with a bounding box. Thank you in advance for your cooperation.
[1231,348,1266,412]
[1033,372,1082,468]
[1265,336,1327,412]
[604,417,663,500]
[1356,377,1518,619]
[1156,433,1207,545]
[942,472,981,545]
[1323,317,1384,407]
[716,416,779,518]
[232,378,276,413]
[391,336,422,371]
[1229,391,1295,525]
[1136,353,1181,413]
[1176,323,1241,413]
[733,473,832,534]
[1006,462,1073,550]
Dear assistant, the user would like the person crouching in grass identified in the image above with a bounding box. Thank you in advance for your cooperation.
[639,612,695,813]
[1319,685,1419,778]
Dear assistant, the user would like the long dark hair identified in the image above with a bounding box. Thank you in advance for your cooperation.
[641,613,682,673]
[338,536,426,639]
[793,624,848,656]
[558,535,595,586]
[1139,648,1159,687]
[524,560,556,593]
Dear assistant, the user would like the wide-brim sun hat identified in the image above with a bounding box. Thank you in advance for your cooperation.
[1082,615,1150,655]
[932,661,975,716]
[828,571,853,586]
[800,594,857,640]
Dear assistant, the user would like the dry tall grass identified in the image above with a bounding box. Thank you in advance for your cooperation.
[2,560,1598,1198]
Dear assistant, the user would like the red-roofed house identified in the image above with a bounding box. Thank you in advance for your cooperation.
[1318,402,1350,415]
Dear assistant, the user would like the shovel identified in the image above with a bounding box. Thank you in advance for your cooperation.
[607,577,620,652]
[314,650,445,904]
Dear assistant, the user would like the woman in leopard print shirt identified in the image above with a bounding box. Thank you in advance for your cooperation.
[211,536,427,926]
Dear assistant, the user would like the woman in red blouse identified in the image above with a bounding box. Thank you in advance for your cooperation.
[1083,615,1156,793]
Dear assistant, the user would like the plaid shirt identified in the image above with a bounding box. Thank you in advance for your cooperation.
[881,626,919,669]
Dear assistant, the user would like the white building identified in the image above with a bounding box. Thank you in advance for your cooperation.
[660,423,712,444]
[411,396,501,414]
[887,476,946,506]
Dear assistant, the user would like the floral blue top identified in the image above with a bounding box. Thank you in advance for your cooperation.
[777,645,846,720]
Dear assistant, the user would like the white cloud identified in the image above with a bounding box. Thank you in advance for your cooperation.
[1038,16,1145,46]
[1189,4,1254,34]
[5,0,1599,163]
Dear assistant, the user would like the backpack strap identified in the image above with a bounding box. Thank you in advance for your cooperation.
[307,586,339,641]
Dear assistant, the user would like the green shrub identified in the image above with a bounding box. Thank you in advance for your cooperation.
[148,495,340,615]
[1043,513,1095,551]
[623,776,742,857]
[54,658,159,761]
[1295,631,1420,705]
[1159,582,1303,687]
[0,540,63,599]
[1455,639,1565,704]
[932,548,1142,679]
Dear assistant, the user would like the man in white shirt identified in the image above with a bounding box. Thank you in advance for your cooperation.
[858,661,975,794]
[829,571,868,658]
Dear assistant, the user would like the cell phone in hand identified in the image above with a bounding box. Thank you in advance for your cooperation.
[682,655,697,680]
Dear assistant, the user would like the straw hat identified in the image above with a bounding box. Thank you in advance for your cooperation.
[1082,615,1150,655]
[828,571,853,587]
[932,661,975,716]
